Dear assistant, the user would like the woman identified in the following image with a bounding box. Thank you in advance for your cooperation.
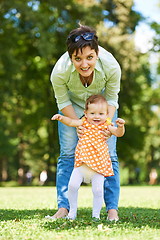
[49,24,121,221]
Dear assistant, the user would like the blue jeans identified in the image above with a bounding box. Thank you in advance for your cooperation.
[56,111,120,211]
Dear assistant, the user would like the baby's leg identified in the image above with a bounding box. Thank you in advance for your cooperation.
[91,173,104,219]
[67,167,83,219]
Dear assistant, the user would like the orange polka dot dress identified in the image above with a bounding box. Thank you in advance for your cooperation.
[74,117,114,177]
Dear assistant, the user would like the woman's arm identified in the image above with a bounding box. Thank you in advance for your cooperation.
[99,46,121,111]
[107,105,116,120]
[50,52,75,112]
[101,105,116,138]
[61,105,79,120]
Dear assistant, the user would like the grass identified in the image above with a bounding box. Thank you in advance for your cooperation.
[0,186,159,240]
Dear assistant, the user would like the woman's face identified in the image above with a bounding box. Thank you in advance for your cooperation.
[71,46,98,77]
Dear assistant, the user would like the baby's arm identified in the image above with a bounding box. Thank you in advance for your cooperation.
[108,118,125,137]
[51,114,82,127]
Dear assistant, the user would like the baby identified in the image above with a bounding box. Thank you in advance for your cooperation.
[51,94,125,220]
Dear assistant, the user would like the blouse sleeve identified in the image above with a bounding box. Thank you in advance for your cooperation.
[99,46,121,109]
[50,52,72,110]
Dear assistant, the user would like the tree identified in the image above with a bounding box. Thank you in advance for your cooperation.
[0,0,103,182]
[0,0,158,184]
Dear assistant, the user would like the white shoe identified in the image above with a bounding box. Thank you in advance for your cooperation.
[45,215,56,220]
[107,209,119,222]
[45,215,66,220]
[65,215,76,220]
[92,217,100,222]
[107,216,119,222]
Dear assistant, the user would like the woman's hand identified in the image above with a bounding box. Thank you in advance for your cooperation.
[101,119,113,139]
[76,125,85,138]
[101,129,112,140]
[77,125,112,139]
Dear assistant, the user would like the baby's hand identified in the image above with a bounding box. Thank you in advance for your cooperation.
[51,114,63,121]
[116,118,125,127]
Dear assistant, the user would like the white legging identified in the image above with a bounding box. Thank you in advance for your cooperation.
[67,165,104,219]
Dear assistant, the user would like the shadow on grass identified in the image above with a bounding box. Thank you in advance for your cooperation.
[0,209,49,221]
[42,207,160,231]
[0,207,159,231]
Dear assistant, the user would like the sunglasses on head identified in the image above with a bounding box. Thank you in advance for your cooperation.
[68,32,95,43]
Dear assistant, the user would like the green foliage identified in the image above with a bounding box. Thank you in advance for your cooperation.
[96,0,160,180]
[0,0,159,183]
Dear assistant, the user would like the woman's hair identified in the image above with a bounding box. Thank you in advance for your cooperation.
[85,94,108,111]
[66,24,99,58]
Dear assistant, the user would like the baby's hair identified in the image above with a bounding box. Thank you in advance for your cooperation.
[85,94,108,111]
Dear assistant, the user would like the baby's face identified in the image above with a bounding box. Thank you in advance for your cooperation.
[85,102,108,125]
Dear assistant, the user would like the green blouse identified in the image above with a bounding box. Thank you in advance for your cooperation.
[50,46,121,118]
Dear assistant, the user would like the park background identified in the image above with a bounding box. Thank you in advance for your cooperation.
[0,0,160,186]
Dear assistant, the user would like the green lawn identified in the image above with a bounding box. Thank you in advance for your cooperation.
[0,186,160,240]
